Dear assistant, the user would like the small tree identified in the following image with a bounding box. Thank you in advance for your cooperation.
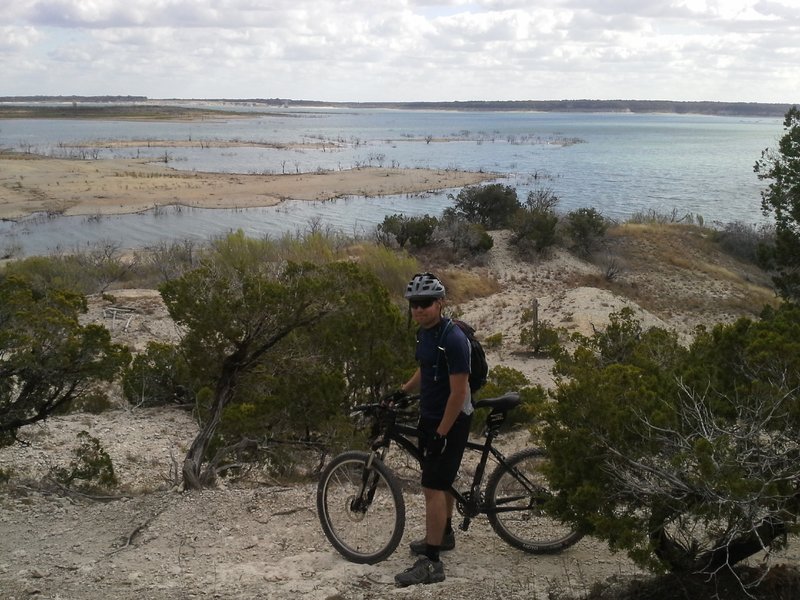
[122,341,193,407]
[160,232,413,488]
[405,214,439,248]
[0,276,130,446]
[543,306,800,581]
[754,106,800,301]
[377,214,438,249]
[438,208,494,257]
[377,214,410,248]
[450,184,520,229]
[565,207,608,258]
[509,188,561,258]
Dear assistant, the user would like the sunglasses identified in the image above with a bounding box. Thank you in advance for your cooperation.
[409,298,436,309]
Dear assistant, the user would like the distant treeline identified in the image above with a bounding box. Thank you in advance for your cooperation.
[1,95,147,103]
[185,98,797,117]
[1,95,794,117]
[273,99,796,117]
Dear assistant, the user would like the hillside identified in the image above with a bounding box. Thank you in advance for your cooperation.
[0,225,792,600]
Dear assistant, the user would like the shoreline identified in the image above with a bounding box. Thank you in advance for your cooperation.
[0,153,498,220]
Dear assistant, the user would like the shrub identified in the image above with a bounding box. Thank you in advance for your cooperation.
[543,305,800,578]
[449,183,520,229]
[377,214,438,249]
[53,431,117,489]
[122,342,193,407]
[511,210,559,256]
[471,365,547,433]
[483,332,503,349]
[565,207,608,258]
[437,209,494,257]
[714,220,776,265]
[69,389,114,414]
[519,307,561,356]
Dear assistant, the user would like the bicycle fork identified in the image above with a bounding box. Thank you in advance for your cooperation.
[349,451,381,513]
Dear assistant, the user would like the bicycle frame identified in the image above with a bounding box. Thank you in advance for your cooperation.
[366,406,540,532]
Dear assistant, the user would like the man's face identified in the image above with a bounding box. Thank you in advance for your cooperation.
[409,297,442,329]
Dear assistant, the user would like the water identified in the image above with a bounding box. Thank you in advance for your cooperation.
[0,108,783,257]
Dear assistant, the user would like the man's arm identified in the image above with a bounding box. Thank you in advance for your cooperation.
[402,368,421,394]
[437,372,469,436]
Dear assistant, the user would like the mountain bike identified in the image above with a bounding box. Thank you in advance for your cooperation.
[316,391,583,564]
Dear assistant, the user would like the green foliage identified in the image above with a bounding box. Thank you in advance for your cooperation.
[406,215,439,248]
[0,276,130,446]
[3,255,94,296]
[352,243,419,304]
[543,305,800,574]
[754,106,800,301]
[449,184,521,229]
[471,365,546,433]
[510,190,560,257]
[565,207,609,258]
[437,208,494,256]
[53,431,117,489]
[519,307,561,356]
[483,332,503,349]
[3,243,134,295]
[160,231,415,488]
[122,342,193,407]
[377,214,439,249]
[68,388,114,414]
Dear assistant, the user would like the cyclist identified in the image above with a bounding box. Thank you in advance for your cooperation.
[394,272,474,587]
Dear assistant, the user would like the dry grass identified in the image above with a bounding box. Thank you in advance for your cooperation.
[440,267,502,304]
[574,223,780,328]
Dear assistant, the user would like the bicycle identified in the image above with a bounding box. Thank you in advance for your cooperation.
[316,391,583,564]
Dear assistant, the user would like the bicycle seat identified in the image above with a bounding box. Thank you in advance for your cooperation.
[473,392,521,412]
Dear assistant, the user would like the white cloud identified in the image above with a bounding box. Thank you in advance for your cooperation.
[0,0,797,102]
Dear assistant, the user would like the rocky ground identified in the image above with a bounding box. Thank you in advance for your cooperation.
[1,227,795,599]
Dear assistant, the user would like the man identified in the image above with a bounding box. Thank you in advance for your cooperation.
[394,272,474,587]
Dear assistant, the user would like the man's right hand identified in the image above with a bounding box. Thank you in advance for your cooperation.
[424,432,447,459]
[382,389,408,406]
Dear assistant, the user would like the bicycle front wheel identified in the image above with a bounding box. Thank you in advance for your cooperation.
[316,450,406,564]
[486,447,583,553]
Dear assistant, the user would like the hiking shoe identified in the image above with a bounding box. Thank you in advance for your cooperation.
[394,557,445,587]
[409,529,455,555]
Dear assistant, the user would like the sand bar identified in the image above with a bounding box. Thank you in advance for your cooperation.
[0,153,497,220]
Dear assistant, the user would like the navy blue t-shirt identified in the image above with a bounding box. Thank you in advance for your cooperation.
[416,318,472,421]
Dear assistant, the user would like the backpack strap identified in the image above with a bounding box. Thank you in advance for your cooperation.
[433,318,454,382]
[437,318,454,350]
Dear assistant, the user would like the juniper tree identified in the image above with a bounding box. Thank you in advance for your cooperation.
[754,106,800,301]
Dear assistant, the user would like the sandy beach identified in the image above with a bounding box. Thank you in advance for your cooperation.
[0,153,497,220]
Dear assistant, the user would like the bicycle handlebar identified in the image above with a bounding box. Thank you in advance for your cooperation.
[349,393,420,420]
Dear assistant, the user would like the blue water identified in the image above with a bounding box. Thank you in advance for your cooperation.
[0,107,783,256]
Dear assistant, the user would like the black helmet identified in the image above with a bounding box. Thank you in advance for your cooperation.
[405,272,446,300]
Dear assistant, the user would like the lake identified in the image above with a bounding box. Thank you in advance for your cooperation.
[0,107,783,257]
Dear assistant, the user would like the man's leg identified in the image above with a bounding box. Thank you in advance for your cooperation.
[424,487,448,547]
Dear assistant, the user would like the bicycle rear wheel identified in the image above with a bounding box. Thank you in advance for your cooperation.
[486,447,583,553]
[316,450,405,564]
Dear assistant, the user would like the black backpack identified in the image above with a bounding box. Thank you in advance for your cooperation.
[438,318,489,392]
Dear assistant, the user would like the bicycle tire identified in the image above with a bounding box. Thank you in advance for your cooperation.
[486,447,583,553]
[316,450,406,564]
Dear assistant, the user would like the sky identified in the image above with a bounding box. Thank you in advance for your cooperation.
[1,0,798,103]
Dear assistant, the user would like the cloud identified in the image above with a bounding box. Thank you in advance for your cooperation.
[0,0,797,102]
